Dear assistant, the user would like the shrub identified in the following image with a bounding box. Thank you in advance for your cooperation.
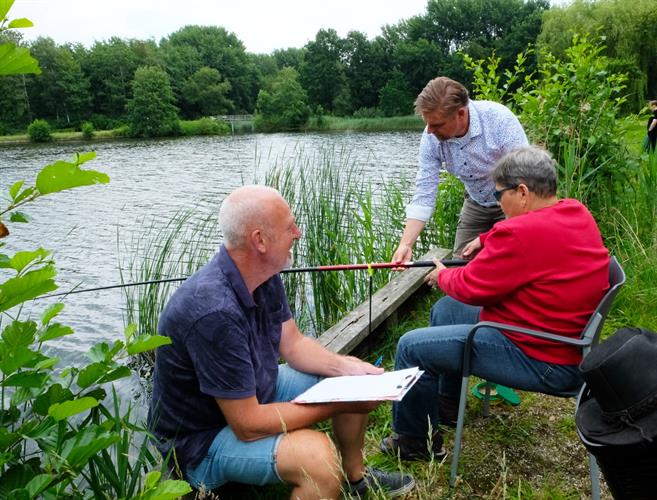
[127,66,180,138]
[27,118,52,142]
[81,121,95,139]
[352,107,382,119]
[179,117,230,136]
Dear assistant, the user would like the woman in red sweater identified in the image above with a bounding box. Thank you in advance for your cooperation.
[381,146,609,460]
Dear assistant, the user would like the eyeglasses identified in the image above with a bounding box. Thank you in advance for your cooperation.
[493,185,517,202]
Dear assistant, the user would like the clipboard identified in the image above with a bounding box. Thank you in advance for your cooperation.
[293,367,423,404]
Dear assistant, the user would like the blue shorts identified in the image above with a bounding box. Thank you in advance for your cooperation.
[185,365,321,490]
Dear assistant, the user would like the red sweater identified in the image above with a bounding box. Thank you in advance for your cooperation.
[438,199,609,364]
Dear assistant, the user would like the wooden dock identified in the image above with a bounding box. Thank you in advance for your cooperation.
[318,247,451,354]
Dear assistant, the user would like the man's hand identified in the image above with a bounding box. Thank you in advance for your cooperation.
[338,355,385,376]
[424,257,446,289]
[460,236,482,259]
[391,243,413,271]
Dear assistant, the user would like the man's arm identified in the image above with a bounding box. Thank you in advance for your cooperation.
[217,318,382,442]
[279,318,383,377]
[216,395,377,442]
[392,218,427,263]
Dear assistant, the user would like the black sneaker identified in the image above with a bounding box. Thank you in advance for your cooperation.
[347,467,415,498]
[438,396,459,428]
[379,432,446,461]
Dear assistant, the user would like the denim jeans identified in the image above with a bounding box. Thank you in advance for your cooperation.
[392,296,582,438]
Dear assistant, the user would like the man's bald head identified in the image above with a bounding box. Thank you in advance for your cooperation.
[219,185,287,249]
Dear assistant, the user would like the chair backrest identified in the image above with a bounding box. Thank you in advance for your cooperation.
[580,256,626,355]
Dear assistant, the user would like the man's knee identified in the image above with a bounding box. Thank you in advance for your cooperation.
[277,429,341,489]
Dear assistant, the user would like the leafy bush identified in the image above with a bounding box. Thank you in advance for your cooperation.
[352,107,382,119]
[179,117,230,136]
[27,118,52,142]
[81,121,94,139]
[466,35,631,208]
[0,152,192,499]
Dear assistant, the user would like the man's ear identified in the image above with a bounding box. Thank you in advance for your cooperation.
[250,229,267,254]
[517,183,530,198]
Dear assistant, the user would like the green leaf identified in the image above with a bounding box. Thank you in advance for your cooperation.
[8,212,29,223]
[124,323,137,343]
[35,154,108,195]
[0,265,58,313]
[144,470,161,489]
[33,355,58,371]
[41,302,64,325]
[12,186,35,204]
[56,425,118,469]
[0,254,9,268]
[3,371,48,388]
[0,344,36,375]
[76,362,107,388]
[7,18,33,29]
[48,396,99,421]
[97,365,131,384]
[127,334,172,355]
[2,320,36,347]
[9,180,23,200]
[8,248,51,273]
[24,474,52,498]
[0,0,15,22]
[0,43,40,76]
[33,384,73,416]
[141,479,193,500]
[19,415,57,439]
[0,427,20,450]
[87,340,123,363]
[39,323,73,342]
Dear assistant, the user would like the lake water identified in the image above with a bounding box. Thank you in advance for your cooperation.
[0,131,420,406]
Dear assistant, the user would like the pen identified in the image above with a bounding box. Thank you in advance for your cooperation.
[374,355,383,367]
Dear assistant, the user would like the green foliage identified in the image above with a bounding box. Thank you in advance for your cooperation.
[127,65,180,138]
[179,117,230,136]
[467,35,629,208]
[378,69,414,117]
[80,120,94,139]
[539,0,657,111]
[180,66,233,118]
[26,118,51,142]
[255,67,310,132]
[0,1,39,76]
[1,13,191,494]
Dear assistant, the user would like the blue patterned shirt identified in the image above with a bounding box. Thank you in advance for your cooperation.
[406,100,528,221]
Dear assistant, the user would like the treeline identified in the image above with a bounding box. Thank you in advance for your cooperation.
[0,0,655,135]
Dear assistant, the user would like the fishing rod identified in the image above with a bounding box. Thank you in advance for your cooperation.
[40,259,468,299]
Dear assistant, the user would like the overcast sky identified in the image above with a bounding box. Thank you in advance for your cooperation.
[11,0,430,53]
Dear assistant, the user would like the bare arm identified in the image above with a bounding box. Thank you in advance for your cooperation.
[650,118,657,132]
[392,218,427,263]
[216,395,377,442]
[279,318,383,377]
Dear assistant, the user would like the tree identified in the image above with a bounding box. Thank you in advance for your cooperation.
[378,69,415,116]
[254,67,310,131]
[26,37,91,126]
[161,25,259,113]
[539,0,657,110]
[299,29,348,113]
[180,66,233,118]
[127,66,179,137]
[342,31,392,112]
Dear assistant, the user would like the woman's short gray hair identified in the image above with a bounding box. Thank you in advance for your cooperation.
[492,146,557,197]
[218,185,280,248]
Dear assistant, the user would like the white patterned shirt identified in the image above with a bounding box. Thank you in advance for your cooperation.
[406,100,528,221]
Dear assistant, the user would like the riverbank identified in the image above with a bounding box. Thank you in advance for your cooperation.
[0,115,427,145]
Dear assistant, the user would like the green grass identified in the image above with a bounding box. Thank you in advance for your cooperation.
[308,115,425,132]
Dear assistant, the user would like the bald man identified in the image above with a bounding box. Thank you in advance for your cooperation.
[148,186,415,499]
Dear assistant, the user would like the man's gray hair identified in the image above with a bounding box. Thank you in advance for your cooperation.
[492,146,557,197]
[218,185,280,248]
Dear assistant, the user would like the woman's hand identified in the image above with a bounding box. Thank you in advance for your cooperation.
[424,257,446,288]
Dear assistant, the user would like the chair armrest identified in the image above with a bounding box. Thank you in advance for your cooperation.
[461,321,591,375]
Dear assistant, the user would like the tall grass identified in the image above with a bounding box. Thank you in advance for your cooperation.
[122,147,462,343]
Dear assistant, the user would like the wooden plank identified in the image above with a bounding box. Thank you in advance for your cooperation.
[318,247,451,354]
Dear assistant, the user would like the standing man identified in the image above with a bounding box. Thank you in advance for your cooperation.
[148,185,415,499]
[392,76,528,261]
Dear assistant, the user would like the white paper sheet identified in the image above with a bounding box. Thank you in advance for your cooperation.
[293,367,423,403]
